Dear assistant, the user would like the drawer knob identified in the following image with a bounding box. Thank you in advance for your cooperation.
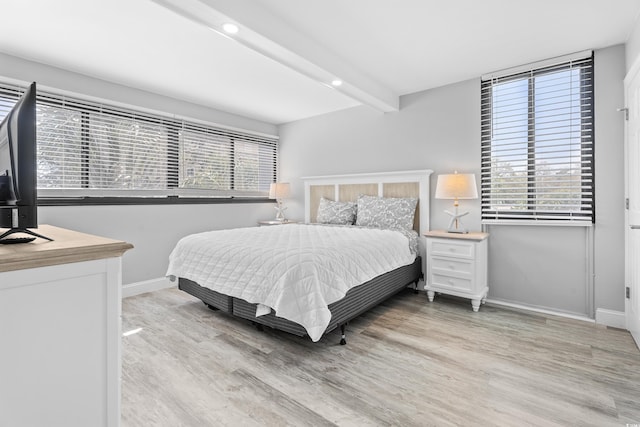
[449,263,455,269]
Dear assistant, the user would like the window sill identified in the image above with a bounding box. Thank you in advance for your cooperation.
[38,196,273,206]
[482,219,593,227]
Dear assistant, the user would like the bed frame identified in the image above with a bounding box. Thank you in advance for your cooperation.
[179,169,433,345]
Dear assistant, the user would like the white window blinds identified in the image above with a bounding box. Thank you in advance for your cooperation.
[480,53,594,223]
[0,82,278,199]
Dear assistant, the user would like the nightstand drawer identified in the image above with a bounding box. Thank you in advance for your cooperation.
[431,257,473,275]
[430,240,475,259]
[431,273,473,291]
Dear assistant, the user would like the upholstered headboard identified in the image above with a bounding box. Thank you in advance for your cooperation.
[302,169,433,235]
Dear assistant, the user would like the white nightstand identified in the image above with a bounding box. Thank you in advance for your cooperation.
[258,219,298,226]
[424,230,489,312]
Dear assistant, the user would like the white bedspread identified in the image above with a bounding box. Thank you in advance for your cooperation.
[166,223,415,342]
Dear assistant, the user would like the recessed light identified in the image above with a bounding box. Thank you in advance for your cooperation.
[331,79,343,87]
[222,23,239,34]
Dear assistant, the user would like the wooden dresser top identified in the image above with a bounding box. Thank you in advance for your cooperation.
[0,225,133,272]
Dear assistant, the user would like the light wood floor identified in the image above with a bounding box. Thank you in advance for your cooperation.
[121,288,640,426]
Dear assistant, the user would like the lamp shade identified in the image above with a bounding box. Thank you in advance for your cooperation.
[435,173,478,200]
[269,182,291,199]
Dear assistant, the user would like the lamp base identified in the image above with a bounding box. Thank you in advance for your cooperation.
[274,200,287,222]
[446,228,469,234]
[444,209,470,234]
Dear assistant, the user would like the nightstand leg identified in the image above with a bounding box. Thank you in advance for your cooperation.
[427,290,435,302]
[471,299,481,312]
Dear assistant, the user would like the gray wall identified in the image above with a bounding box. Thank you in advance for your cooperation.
[279,45,626,316]
[593,45,626,312]
[39,203,274,284]
[0,53,277,285]
[279,78,483,233]
[0,52,277,136]
[626,16,640,71]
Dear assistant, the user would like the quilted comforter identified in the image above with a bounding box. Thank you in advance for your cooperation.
[166,223,415,341]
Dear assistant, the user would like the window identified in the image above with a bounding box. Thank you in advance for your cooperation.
[480,52,594,223]
[0,83,278,202]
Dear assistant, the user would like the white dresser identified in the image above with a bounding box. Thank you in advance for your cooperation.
[0,225,132,427]
[425,230,489,312]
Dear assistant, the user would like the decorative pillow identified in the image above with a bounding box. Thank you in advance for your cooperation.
[316,197,357,225]
[355,195,418,231]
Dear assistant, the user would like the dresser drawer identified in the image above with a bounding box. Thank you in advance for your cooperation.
[431,257,474,275]
[430,239,474,259]
[431,273,473,291]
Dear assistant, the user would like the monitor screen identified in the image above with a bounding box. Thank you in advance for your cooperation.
[0,102,18,206]
[0,82,52,242]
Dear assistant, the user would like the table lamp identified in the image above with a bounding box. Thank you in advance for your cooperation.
[268,182,291,221]
[435,172,478,233]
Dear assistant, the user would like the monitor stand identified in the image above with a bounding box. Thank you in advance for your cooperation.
[0,227,53,244]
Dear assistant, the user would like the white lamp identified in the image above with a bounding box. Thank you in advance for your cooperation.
[268,182,291,222]
[435,172,478,233]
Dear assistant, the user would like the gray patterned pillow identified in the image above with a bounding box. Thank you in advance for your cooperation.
[316,197,357,225]
[355,195,418,231]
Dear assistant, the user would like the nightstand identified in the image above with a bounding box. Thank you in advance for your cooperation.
[424,230,489,312]
[257,219,298,226]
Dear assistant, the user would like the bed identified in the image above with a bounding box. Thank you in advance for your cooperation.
[168,169,433,344]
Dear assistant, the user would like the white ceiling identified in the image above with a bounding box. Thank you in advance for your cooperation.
[0,0,638,125]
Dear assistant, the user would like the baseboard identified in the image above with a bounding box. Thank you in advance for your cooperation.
[632,330,640,350]
[485,298,595,324]
[595,308,626,329]
[122,277,176,298]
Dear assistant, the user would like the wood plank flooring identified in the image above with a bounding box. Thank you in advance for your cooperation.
[121,288,640,426]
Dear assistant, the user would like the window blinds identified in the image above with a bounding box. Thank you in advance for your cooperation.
[480,53,594,223]
[0,82,278,199]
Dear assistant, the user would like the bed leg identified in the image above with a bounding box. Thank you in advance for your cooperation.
[340,324,347,345]
[413,280,419,294]
[252,322,264,332]
[204,302,219,311]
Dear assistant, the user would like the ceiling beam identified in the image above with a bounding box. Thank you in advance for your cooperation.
[151,0,399,113]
